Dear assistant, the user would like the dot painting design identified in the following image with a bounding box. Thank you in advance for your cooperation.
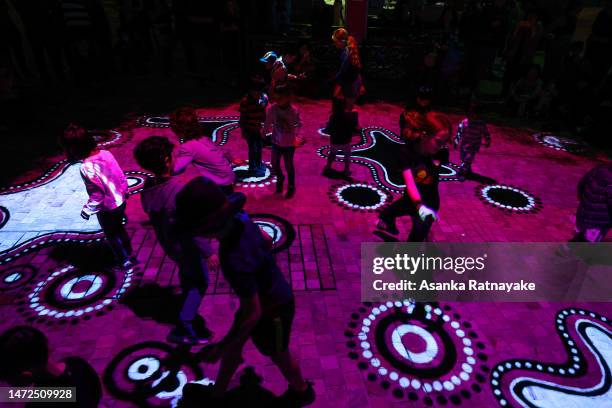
[233,162,277,188]
[533,133,588,153]
[0,166,151,265]
[477,185,542,214]
[0,265,37,291]
[104,341,214,408]
[317,127,462,193]
[490,308,612,407]
[250,213,296,253]
[136,115,239,146]
[17,264,141,323]
[328,182,391,212]
[346,301,490,405]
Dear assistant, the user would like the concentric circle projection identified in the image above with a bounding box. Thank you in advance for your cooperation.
[318,128,330,137]
[104,341,213,407]
[233,162,277,188]
[125,171,152,195]
[0,265,36,291]
[490,308,611,407]
[18,264,140,323]
[328,182,391,212]
[477,185,541,213]
[92,130,123,148]
[0,206,8,230]
[346,301,489,404]
[533,133,587,153]
[250,213,296,253]
[439,163,462,181]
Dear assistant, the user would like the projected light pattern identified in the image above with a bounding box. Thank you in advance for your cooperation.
[0,163,151,265]
[490,308,611,407]
[328,183,391,212]
[317,127,462,193]
[0,265,36,291]
[233,162,277,188]
[104,341,214,408]
[137,115,239,146]
[533,133,587,153]
[478,185,541,213]
[18,264,140,323]
[346,301,489,405]
[250,213,296,253]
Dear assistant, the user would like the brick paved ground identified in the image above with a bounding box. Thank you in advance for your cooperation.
[0,99,611,407]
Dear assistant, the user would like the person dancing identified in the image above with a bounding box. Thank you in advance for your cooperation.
[376,112,452,242]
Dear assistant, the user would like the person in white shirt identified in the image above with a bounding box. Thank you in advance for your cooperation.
[61,124,134,269]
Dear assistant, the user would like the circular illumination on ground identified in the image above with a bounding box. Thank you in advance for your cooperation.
[533,133,587,153]
[329,183,391,211]
[0,265,36,291]
[478,185,541,213]
[233,162,277,188]
[346,302,488,403]
[250,213,296,253]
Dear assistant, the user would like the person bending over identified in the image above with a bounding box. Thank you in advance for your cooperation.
[170,107,235,195]
[376,112,452,241]
[170,178,314,406]
[134,136,216,345]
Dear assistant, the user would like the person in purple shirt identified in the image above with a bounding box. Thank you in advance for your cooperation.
[169,107,235,194]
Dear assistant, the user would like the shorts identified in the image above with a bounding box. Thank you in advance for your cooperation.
[250,299,295,356]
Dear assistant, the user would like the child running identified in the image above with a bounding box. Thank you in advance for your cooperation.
[61,124,134,269]
[263,85,302,199]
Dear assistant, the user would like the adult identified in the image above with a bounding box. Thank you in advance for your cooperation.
[331,27,363,114]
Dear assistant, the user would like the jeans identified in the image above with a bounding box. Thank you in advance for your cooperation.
[176,237,209,329]
[244,129,263,171]
[96,203,133,264]
[379,195,439,242]
[272,145,296,188]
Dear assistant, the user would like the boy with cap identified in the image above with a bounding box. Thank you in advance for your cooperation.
[134,136,215,346]
[172,178,314,406]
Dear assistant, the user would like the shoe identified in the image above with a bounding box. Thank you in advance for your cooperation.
[322,167,333,177]
[341,170,353,181]
[122,258,138,270]
[286,187,295,199]
[278,381,315,407]
[167,326,213,346]
[276,181,284,194]
[376,218,399,235]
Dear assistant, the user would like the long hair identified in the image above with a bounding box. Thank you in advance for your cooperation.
[169,107,202,141]
[332,28,362,70]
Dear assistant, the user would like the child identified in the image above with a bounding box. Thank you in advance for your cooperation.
[571,162,612,242]
[323,97,357,179]
[61,124,134,269]
[168,177,314,406]
[263,85,302,199]
[134,136,215,345]
[169,107,235,195]
[0,326,102,407]
[399,85,434,141]
[454,101,491,177]
[376,112,452,242]
[239,77,268,176]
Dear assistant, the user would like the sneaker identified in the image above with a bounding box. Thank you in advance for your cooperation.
[341,170,353,181]
[167,326,213,346]
[276,181,284,194]
[285,187,295,199]
[376,218,399,235]
[278,381,315,407]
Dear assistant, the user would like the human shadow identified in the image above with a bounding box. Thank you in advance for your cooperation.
[48,241,116,269]
[178,367,278,408]
[120,282,207,331]
[463,172,497,185]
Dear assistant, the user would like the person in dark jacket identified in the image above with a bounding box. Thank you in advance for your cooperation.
[239,77,268,176]
[323,97,357,178]
[572,163,612,242]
